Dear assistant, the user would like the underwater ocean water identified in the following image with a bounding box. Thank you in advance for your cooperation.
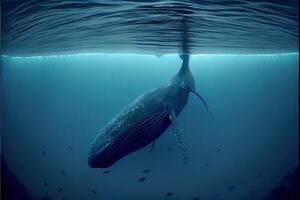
[1,1,299,200]
[1,54,299,200]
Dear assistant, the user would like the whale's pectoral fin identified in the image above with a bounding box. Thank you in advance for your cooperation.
[150,140,155,152]
[190,89,215,119]
[169,108,188,164]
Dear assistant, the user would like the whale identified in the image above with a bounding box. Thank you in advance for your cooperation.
[88,54,212,168]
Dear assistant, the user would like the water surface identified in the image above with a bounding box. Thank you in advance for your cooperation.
[2,0,299,56]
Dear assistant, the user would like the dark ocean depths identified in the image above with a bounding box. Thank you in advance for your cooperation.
[0,1,299,200]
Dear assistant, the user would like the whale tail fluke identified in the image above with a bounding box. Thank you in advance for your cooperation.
[178,53,190,75]
[180,53,189,61]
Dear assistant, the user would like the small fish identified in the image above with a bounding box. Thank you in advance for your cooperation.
[214,193,220,198]
[205,162,209,167]
[43,181,48,187]
[192,197,199,200]
[138,177,146,182]
[167,148,172,151]
[103,170,110,174]
[61,170,66,175]
[67,145,72,150]
[143,169,151,173]
[165,192,173,197]
[217,148,222,152]
[90,190,96,194]
[58,188,63,192]
[249,190,254,195]
[40,197,51,200]
[229,185,235,191]
[42,150,47,157]
[257,171,262,178]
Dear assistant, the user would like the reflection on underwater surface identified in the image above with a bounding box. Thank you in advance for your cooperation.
[1,0,299,56]
[1,54,298,200]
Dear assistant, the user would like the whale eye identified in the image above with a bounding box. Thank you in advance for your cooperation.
[180,81,186,89]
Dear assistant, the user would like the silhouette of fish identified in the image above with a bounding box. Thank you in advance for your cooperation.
[61,170,66,175]
[249,190,254,195]
[103,170,110,174]
[138,177,146,182]
[229,185,235,191]
[40,197,51,200]
[217,148,222,152]
[67,145,72,150]
[43,181,48,187]
[91,190,96,194]
[205,162,209,167]
[165,192,173,196]
[214,193,220,197]
[257,171,262,178]
[143,169,151,173]
[192,197,199,200]
[167,148,173,151]
[58,188,63,192]
[42,150,46,157]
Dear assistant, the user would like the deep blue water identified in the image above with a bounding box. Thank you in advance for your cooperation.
[1,54,299,200]
[1,0,299,55]
[1,0,299,199]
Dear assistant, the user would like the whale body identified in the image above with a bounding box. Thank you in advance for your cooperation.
[88,54,209,168]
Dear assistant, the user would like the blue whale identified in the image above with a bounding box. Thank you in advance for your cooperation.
[88,54,211,168]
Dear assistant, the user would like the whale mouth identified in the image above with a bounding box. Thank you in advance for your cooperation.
[88,149,113,168]
[88,152,104,168]
[88,153,99,168]
[88,142,114,168]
